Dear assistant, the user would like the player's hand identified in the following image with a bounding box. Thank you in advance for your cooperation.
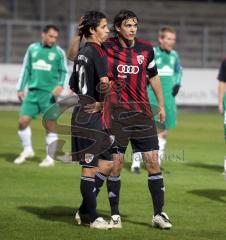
[84,102,103,113]
[17,91,25,102]
[158,106,166,123]
[77,16,84,37]
[218,102,224,114]
[52,86,63,97]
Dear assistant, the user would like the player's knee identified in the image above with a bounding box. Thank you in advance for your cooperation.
[111,162,123,176]
[18,116,31,130]
[98,160,113,175]
[110,167,121,176]
[18,122,29,130]
[159,131,167,139]
[143,151,160,173]
[112,153,123,172]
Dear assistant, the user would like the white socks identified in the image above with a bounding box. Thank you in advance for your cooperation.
[18,127,33,152]
[46,133,58,160]
[132,152,142,168]
[158,137,167,165]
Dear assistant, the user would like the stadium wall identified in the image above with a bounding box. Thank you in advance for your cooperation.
[0,64,218,106]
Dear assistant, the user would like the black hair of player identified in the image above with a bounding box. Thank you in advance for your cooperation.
[43,25,59,33]
[112,10,139,35]
[81,11,107,38]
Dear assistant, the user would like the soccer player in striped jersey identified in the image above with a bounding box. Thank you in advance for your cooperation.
[131,26,183,170]
[15,25,68,167]
[68,10,172,229]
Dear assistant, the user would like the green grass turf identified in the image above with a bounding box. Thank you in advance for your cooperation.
[0,111,226,240]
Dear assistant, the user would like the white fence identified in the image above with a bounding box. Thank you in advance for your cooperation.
[0,64,219,106]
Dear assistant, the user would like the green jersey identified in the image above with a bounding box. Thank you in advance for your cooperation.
[153,46,182,96]
[147,46,182,129]
[17,42,68,92]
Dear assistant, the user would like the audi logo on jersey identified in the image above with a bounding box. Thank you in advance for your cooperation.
[117,64,139,74]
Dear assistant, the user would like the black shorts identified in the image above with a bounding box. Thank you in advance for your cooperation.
[110,108,159,154]
[71,107,112,168]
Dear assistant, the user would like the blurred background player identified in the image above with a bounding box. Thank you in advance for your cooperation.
[217,57,226,174]
[131,26,182,172]
[69,11,112,230]
[14,25,68,167]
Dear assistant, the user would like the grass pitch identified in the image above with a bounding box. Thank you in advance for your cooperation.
[0,111,226,240]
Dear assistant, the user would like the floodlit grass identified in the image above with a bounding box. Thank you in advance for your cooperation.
[0,111,226,240]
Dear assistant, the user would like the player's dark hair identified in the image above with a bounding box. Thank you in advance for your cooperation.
[43,24,59,33]
[81,11,106,38]
[112,10,139,35]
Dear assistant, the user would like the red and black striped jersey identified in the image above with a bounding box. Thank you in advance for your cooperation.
[103,37,158,115]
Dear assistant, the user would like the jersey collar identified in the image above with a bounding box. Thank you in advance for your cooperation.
[159,46,171,54]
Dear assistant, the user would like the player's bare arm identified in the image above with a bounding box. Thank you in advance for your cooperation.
[67,17,84,60]
[149,74,165,123]
[67,36,82,61]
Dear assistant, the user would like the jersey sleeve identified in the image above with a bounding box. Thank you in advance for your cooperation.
[146,47,158,78]
[93,46,108,78]
[17,46,31,91]
[57,47,69,86]
[173,52,183,86]
[69,63,78,92]
[218,59,226,82]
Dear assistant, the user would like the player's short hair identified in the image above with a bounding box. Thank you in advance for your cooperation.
[42,24,59,33]
[112,10,139,34]
[159,26,176,38]
[81,11,107,38]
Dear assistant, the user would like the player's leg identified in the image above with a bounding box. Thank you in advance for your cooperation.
[158,101,177,165]
[39,91,58,167]
[76,159,113,224]
[14,93,38,164]
[14,116,34,164]
[132,118,171,230]
[72,112,112,229]
[143,147,172,229]
[77,160,111,229]
[131,151,142,173]
[106,150,124,228]
[80,167,98,223]
[95,159,113,196]
[158,130,167,165]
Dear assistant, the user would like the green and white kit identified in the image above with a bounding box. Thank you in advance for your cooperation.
[17,42,68,118]
[147,46,182,129]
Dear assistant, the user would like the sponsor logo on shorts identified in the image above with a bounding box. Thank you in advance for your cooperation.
[84,153,94,163]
